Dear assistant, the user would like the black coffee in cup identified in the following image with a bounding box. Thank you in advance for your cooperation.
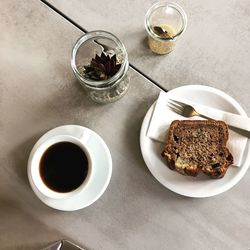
[39,142,88,193]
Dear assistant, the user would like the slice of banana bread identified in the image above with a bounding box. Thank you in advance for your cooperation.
[161,120,233,178]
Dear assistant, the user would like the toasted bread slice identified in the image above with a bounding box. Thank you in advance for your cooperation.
[162,120,233,178]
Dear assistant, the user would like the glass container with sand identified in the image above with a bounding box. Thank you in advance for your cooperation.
[145,2,187,54]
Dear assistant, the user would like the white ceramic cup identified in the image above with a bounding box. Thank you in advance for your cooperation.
[28,134,92,199]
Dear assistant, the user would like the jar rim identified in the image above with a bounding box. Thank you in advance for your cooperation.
[145,1,187,41]
[71,30,128,88]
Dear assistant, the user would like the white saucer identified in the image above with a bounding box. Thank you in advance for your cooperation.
[140,85,250,198]
[28,125,112,211]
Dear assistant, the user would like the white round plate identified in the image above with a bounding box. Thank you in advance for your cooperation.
[140,85,250,198]
[28,125,112,211]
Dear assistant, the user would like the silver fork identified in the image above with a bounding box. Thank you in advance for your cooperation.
[168,99,210,119]
[168,99,250,137]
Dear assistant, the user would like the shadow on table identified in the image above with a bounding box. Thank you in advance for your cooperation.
[3,244,43,250]
[0,196,70,250]
[11,131,45,188]
[142,35,149,50]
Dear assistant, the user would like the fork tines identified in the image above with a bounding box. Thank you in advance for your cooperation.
[167,99,185,115]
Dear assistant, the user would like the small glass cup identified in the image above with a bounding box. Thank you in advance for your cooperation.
[145,1,187,54]
[71,31,129,104]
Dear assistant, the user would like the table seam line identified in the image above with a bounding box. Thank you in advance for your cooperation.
[39,0,168,92]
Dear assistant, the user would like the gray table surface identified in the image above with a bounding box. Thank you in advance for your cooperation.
[0,0,250,250]
[47,0,250,115]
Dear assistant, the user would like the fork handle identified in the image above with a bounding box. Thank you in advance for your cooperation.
[199,113,250,138]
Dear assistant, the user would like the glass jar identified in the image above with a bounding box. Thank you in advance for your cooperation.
[71,31,129,104]
[145,2,187,54]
